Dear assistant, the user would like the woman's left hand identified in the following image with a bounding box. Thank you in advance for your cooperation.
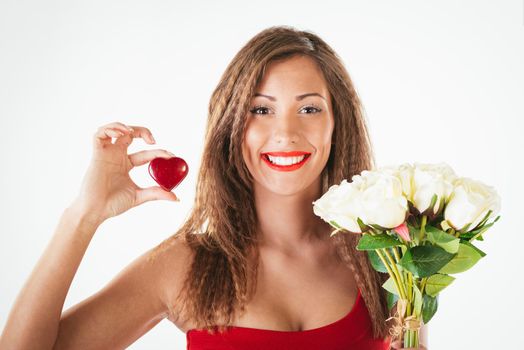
[390,340,427,349]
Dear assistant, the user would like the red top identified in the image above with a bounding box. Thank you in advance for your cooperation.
[186,289,391,350]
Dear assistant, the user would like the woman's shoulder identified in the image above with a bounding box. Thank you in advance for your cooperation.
[148,233,195,266]
[146,234,196,325]
[151,232,195,282]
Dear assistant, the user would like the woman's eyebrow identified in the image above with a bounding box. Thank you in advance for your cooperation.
[254,92,326,101]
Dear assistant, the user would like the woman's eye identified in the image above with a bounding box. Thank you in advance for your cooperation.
[249,105,322,115]
[301,106,322,114]
[250,106,270,115]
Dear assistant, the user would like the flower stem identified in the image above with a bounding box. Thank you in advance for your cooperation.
[375,249,406,300]
[391,246,408,296]
[450,228,460,238]
[420,277,428,294]
[401,272,421,348]
[383,248,408,298]
[419,215,427,242]
[407,272,413,314]
[391,246,401,263]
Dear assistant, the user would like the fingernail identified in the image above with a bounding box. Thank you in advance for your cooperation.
[168,152,176,157]
[150,135,156,143]
[127,126,134,132]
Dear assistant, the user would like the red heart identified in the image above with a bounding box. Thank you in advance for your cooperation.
[148,156,189,192]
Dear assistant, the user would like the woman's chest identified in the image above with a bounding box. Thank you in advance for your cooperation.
[233,255,359,331]
[174,251,358,333]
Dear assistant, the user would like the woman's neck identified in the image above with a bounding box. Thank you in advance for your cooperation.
[252,178,331,254]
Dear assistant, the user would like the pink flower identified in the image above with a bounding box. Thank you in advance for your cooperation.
[393,222,411,242]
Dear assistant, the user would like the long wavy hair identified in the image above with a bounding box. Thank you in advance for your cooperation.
[152,25,391,340]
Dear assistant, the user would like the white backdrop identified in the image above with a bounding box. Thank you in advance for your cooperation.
[1,1,522,349]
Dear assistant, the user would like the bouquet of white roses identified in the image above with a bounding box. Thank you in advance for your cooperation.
[312,162,501,348]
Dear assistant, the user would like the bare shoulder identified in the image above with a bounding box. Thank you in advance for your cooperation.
[147,233,194,271]
[54,234,195,349]
[149,234,195,327]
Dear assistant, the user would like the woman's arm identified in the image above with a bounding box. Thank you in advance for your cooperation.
[0,203,102,349]
[0,201,183,349]
[53,221,178,349]
[1,122,181,349]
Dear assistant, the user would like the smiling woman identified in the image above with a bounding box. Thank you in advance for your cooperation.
[242,55,334,191]
[0,25,426,350]
[160,25,415,349]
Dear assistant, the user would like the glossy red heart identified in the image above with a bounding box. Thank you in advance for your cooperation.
[148,156,188,192]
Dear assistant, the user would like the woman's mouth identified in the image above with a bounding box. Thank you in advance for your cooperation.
[260,152,311,172]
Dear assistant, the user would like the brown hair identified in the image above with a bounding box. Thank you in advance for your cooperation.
[153,25,391,340]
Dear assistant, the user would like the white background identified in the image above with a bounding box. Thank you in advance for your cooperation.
[1,1,522,349]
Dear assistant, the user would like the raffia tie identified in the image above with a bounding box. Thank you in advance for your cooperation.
[386,298,422,341]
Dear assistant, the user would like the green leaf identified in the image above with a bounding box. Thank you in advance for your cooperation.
[470,210,492,231]
[422,294,438,324]
[458,222,472,233]
[413,283,423,317]
[438,243,483,274]
[387,291,399,310]
[460,223,492,241]
[426,226,460,254]
[461,240,486,257]
[427,193,438,214]
[369,223,387,231]
[424,274,455,297]
[407,222,419,245]
[328,220,343,230]
[357,233,402,251]
[356,217,369,232]
[367,250,388,273]
[399,246,456,278]
[395,262,405,274]
[459,231,486,241]
[382,276,400,296]
[406,222,417,233]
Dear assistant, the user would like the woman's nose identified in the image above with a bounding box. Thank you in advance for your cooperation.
[273,115,300,144]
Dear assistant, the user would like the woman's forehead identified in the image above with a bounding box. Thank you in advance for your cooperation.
[255,56,329,99]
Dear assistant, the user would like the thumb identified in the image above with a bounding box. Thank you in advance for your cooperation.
[135,186,179,206]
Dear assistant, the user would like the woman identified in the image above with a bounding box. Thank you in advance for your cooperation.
[0,26,427,349]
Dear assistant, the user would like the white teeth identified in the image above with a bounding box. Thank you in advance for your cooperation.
[266,155,306,166]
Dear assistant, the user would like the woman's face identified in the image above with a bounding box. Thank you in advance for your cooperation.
[242,55,334,196]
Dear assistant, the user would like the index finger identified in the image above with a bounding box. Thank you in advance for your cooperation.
[115,125,156,147]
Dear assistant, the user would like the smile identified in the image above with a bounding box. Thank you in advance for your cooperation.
[260,151,311,172]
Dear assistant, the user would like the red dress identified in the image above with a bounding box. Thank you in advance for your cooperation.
[186,289,392,349]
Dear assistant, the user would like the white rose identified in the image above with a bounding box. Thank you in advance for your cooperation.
[353,170,409,229]
[313,169,409,232]
[313,179,364,233]
[444,177,501,232]
[380,163,415,202]
[410,162,457,215]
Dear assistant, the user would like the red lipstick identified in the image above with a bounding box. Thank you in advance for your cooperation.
[262,151,311,157]
[260,151,311,172]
